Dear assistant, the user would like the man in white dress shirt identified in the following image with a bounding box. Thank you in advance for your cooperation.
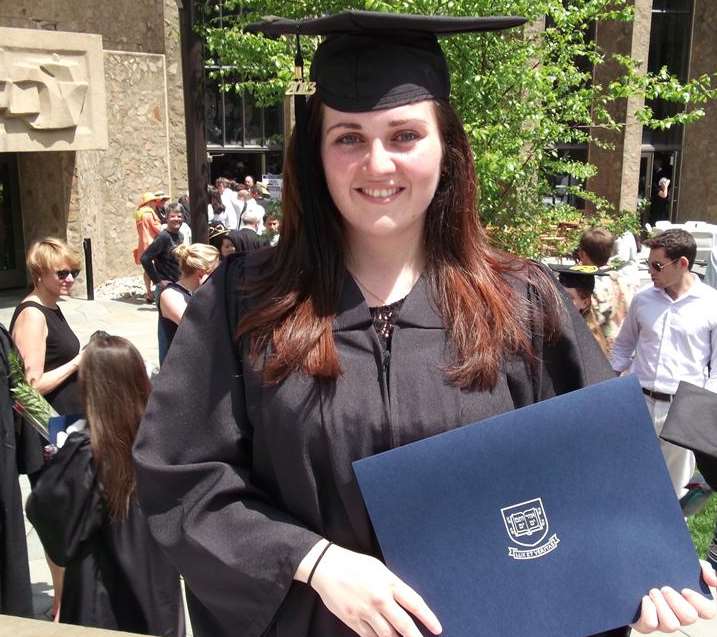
[611,229,717,496]
[215,177,243,230]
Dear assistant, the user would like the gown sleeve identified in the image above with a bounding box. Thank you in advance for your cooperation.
[132,256,322,637]
[25,432,105,567]
[505,267,615,408]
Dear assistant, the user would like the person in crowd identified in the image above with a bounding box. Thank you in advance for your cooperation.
[208,188,227,226]
[140,203,184,297]
[157,243,219,365]
[237,187,265,232]
[574,228,637,354]
[554,267,609,356]
[178,193,191,224]
[611,229,717,497]
[233,207,268,253]
[244,174,255,191]
[266,214,281,247]
[252,181,272,212]
[133,191,165,303]
[215,177,241,229]
[208,223,235,258]
[10,237,84,619]
[26,333,185,635]
[133,12,715,637]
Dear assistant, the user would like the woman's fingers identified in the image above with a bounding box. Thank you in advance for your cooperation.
[357,620,381,637]
[632,595,658,634]
[700,560,717,588]
[364,611,401,637]
[650,587,683,632]
[660,587,698,625]
[377,591,428,637]
[392,580,442,635]
[632,589,682,633]
[682,588,717,620]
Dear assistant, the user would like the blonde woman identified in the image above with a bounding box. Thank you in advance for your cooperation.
[10,237,82,620]
[158,243,219,364]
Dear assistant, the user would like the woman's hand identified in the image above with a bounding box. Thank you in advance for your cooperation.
[309,543,442,637]
[632,561,717,633]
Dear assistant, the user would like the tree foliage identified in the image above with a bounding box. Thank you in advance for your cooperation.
[200,0,716,257]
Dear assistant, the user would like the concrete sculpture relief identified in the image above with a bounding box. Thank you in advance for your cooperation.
[0,28,107,152]
[0,51,89,130]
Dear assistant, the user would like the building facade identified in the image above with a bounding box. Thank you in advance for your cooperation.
[0,0,188,290]
[587,0,717,225]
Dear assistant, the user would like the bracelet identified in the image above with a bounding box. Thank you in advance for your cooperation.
[307,541,333,589]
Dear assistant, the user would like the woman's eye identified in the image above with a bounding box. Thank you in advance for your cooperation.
[335,134,362,145]
[394,130,419,143]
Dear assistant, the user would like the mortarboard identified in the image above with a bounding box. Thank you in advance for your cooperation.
[660,381,717,463]
[353,376,709,637]
[549,263,606,295]
[245,11,526,112]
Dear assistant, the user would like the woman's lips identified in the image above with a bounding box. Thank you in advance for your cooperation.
[356,186,404,201]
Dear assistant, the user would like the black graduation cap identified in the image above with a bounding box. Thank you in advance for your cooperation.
[660,381,717,464]
[245,10,527,112]
[549,264,606,295]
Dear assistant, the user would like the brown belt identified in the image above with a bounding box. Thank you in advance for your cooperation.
[641,387,673,402]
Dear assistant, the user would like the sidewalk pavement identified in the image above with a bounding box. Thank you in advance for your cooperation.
[2,289,716,637]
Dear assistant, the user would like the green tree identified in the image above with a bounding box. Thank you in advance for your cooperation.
[201,0,716,257]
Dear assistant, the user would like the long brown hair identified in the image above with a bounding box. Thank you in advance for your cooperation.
[237,97,559,390]
[79,333,151,520]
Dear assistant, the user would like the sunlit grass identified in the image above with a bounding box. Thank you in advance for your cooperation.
[688,496,717,558]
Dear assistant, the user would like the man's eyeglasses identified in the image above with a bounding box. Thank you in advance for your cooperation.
[56,269,80,280]
[648,259,678,272]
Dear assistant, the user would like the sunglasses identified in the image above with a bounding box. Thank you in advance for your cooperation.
[647,259,678,272]
[56,269,81,280]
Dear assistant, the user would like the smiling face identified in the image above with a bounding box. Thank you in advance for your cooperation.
[166,209,184,233]
[320,101,443,244]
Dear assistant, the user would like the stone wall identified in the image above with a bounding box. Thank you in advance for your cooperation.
[677,0,717,224]
[163,0,189,197]
[0,0,164,53]
[17,151,74,245]
[72,49,173,287]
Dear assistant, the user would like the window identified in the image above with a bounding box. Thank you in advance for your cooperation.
[202,2,284,150]
[642,0,693,147]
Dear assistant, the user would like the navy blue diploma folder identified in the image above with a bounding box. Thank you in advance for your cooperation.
[352,376,709,637]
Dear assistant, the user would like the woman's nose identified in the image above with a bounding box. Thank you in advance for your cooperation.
[364,139,395,175]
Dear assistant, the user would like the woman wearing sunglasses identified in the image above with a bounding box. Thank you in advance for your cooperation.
[9,236,83,620]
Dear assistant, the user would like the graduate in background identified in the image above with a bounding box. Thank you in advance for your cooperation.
[552,265,610,356]
[133,11,716,637]
[27,334,185,635]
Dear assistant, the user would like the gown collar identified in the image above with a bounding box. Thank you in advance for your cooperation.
[333,271,444,332]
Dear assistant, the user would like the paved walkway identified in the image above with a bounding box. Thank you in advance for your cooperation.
[2,289,716,636]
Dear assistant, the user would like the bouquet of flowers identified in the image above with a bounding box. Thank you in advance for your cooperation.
[8,348,58,441]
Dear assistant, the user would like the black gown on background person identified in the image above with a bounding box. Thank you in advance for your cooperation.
[9,301,82,416]
[26,432,185,636]
[133,253,619,637]
[0,324,33,617]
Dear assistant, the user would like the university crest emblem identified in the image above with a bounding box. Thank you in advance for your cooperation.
[500,497,560,560]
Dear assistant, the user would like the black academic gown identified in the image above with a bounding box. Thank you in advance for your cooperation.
[26,432,185,636]
[0,326,33,617]
[133,253,623,637]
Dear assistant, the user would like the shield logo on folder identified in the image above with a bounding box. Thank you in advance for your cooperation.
[500,497,549,547]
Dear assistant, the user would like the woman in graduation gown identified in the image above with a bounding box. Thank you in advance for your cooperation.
[133,11,716,637]
[27,334,185,635]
